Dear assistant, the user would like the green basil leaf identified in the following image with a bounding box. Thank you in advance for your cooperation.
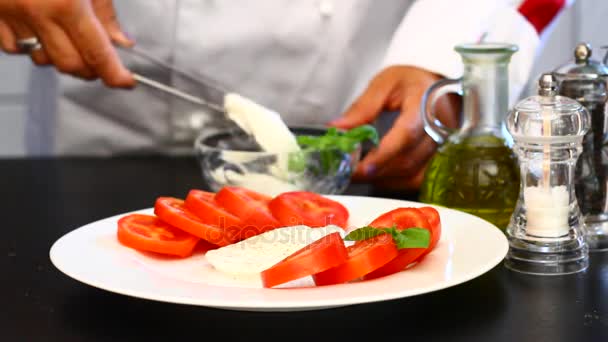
[295,125,380,176]
[326,127,339,137]
[320,149,336,174]
[296,125,379,153]
[393,228,430,249]
[336,137,357,152]
[296,135,321,148]
[287,151,307,173]
[343,227,388,241]
[343,226,430,249]
[343,124,379,145]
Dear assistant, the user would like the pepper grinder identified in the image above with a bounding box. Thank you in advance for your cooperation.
[505,73,590,275]
[553,43,608,251]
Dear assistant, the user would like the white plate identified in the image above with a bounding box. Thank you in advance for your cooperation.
[50,195,508,312]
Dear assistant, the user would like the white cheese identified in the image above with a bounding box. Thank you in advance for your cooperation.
[224,93,300,154]
[210,168,300,197]
[205,225,345,277]
[222,93,305,196]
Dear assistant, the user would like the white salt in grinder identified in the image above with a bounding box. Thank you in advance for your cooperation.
[505,73,590,275]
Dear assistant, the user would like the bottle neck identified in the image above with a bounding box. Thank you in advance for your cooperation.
[460,61,510,138]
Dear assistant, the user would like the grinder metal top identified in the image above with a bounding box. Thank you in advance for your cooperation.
[554,42,608,80]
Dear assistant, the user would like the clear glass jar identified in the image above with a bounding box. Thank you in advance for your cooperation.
[505,74,590,275]
[419,43,520,230]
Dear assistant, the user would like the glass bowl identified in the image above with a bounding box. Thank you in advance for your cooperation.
[194,126,361,196]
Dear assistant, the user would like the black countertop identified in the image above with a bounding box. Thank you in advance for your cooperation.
[5,157,608,342]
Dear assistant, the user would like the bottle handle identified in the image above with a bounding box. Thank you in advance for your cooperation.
[421,77,462,145]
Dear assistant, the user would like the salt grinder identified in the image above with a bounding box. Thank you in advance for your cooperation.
[553,43,608,251]
[505,73,590,275]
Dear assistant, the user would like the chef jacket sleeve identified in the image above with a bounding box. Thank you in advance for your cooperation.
[381,0,575,105]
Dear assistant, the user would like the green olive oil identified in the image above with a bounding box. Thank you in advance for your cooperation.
[419,135,520,230]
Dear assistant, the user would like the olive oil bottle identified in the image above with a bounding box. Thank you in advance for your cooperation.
[419,135,520,230]
[419,43,521,230]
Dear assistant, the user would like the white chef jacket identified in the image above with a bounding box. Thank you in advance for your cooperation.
[24,0,561,156]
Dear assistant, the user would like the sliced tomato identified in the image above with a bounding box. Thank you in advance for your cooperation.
[418,206,442,256]
[184,189,247,240]
[215,187,281,238]
[368,207,432,230]
[261,232,348,288]
[117,214,199,257]
[154,197,236,246]
[312,233,399,286]
[362,207,433,280]
[269,191,349,229]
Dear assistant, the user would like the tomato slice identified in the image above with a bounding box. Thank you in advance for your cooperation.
[312,233,399,286]
[269,191,349,229]
[362,207,433,280]
[154,197,236,246]
[184,190,247,240]
[215,187,281,237]
[117,214,199,257]
[418,206,442,256]
[261,232,349,288]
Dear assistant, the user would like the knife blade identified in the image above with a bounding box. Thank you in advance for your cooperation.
[119,46,227,113]
[132,73,226,113]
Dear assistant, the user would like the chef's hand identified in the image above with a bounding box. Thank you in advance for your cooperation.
[0,0,134,87]
[329,66,460,191]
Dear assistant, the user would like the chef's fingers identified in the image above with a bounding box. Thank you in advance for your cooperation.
[353,87,426,178]
[353,81,461,180]
[329,66,404,129]
[369,167,428,192]
[354,135,437,181]
[4,18,50,65]
[0,19,18,53]
[58,6,134,88]
[92,0,134,47]
[32,19,95,79]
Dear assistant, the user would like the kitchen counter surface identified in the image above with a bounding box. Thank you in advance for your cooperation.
[5,157,608,342]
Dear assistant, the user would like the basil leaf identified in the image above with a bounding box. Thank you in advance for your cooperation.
[392,228,430,249]
[326,127,339,137]
[296,135,322,148]
[295,125,379,175]
[343,124,379,145]
[343,227,388,241]
[296,125,379,153]
[335,137,355,152]
[287,151,308,173]
[320,149,335,174]
[343,226,430,249]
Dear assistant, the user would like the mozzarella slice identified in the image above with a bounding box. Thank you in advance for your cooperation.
[205,225,345,277]
[224,93,300,154]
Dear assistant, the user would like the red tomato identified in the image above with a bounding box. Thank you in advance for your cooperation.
[215,187,281,238]
[269,191,349,229]
[312,233,399,286]
[154,197,236,246]
[117,214,199,257]
[184,190,246,240]
[362,207,433,280]
[261,232,349,288]
[418,206,442,256]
